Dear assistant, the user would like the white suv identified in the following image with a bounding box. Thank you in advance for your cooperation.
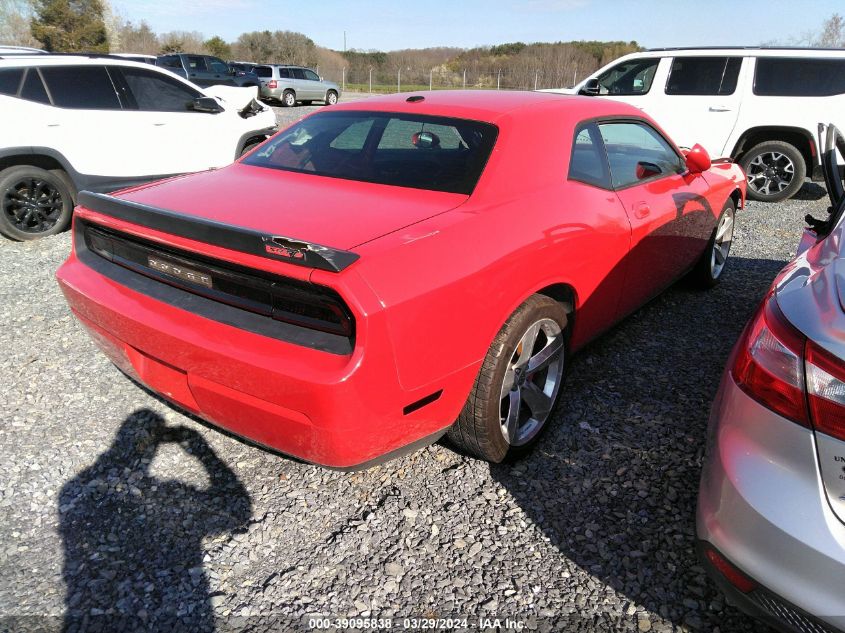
[549,47,845,202]
[0,56,278,240]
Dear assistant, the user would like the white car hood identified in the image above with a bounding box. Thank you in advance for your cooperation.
[204,84,260,108]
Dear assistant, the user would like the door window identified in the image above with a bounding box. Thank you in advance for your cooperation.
[304,69,320,81]
[40,66,121,109]
[754,58,845,96]
[595,58,660,96]
[207,58,230,74]
[20,68,50,104]
[598,121,684,188]
[568,123,611,189]
[0,68,24,95]
[119,67,202,111]
[665,57,741,95]
[185,56,208,72]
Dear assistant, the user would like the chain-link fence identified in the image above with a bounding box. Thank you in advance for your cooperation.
[314,66,583,93]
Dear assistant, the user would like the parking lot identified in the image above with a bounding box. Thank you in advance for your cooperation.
[0,96,826,632]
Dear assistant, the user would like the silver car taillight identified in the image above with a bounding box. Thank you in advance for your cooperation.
[806,342,845,441]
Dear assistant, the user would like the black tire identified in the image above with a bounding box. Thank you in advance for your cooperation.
[691,198,736,288]
[0,165,74,241]
[238,137,265,157]
[447,294,568,462]
[325,90,338,106]
[282,90,296,107]
[739,140,805,202]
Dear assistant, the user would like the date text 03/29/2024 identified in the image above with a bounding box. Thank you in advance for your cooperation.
[308,617,527,630]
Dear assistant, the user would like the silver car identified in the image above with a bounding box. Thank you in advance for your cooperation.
[698,124,845,632]
[254,64,340,107]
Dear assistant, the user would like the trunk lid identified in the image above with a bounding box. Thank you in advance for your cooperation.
[117,163,469,252]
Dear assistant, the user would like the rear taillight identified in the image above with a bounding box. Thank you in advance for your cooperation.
[703,544,757,593]
[806,341,845,440]
[268,80,277,89]
[732,294,809,426]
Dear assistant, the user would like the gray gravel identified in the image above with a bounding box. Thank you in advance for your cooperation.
[0,98,827,632]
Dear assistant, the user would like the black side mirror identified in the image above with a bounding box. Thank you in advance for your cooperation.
[636,161,662,180]
[579,77,600,96]
[189,96,223,113]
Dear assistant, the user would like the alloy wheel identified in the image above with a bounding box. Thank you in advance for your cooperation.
[2,177,64,234]
[499,318,565,446]
[746,151,795,196]
[711,208,734,279]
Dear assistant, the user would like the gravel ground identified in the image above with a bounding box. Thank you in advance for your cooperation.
[0,95,831,632]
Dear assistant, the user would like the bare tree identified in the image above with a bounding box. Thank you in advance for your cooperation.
[115,20,158,54]
[816,13,845,47]
[0,0,40,47]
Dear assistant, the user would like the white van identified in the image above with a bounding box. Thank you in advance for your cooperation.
[546,48,845,202]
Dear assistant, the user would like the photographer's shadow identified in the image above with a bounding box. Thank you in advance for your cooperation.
[60,409,251,632]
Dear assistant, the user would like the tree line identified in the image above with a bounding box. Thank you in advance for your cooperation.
[3,1,845,91]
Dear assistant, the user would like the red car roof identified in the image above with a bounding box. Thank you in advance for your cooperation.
[329,90,642,123]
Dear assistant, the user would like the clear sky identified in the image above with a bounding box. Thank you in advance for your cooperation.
[110,0,841,51]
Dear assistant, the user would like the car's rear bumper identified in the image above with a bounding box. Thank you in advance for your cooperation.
[697,371,845,631]
[56,238,476,468]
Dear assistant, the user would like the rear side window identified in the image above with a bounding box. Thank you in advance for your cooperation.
[755,58,845,96]
[291,68,306,80]
[20,68,49,104]
[568,123,611,189]
[666,57,741,95]
[254,66,272,78]
[595,58,659,96]
[278,68,292,79]
[243,111,498,194]
[41,66,121,109]
[0,68,24,95]
[120,67,201,111]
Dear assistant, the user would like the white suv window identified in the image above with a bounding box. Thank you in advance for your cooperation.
[40,66,121,109]
[119,67,201,111]
[665,57,742,95]
[596,58,660,96]
[0,68,23,95]
[754,58,845,97]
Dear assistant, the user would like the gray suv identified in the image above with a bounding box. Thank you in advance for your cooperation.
[254,65,340,107]
[157,54,260,89]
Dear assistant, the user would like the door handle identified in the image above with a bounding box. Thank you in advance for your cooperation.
[708,105,732,112]
[633,202,650,219]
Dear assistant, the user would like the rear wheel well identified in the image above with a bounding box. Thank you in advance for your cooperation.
[0,154,77,201]
[729,188,742,210]
[731,127,814,178]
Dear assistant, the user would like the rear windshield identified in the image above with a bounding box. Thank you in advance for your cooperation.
[242,111,498,194]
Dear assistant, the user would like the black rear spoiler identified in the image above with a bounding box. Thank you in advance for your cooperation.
[76,191,360,273]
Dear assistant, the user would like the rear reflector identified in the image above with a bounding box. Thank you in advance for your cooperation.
[704,545,757,593]
[806,341,845,441]
[732,294,809,426]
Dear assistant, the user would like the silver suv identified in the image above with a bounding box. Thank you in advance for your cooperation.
[254,65,340,107]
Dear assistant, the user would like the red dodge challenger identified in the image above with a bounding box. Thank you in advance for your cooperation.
[57,91,745,468]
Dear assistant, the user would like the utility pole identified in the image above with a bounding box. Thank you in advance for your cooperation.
[429,69,432,91]
[497,69,501,90]
[534,70,538,90]
[463,69,466,89]
[369,67,372,93]
[398,67,401,93]
[342,67,345,91]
